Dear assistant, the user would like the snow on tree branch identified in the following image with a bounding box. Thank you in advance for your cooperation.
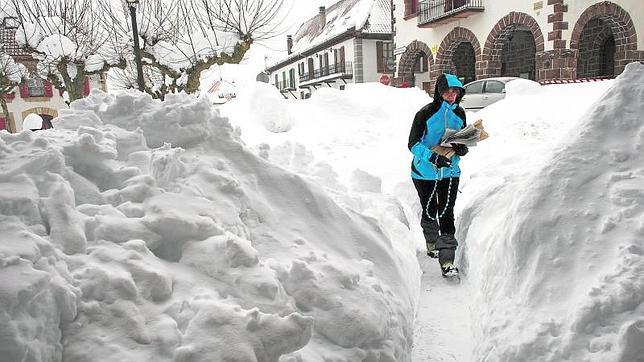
[9,0,128,101]
[0,45,28,132]
[101,0,285,99]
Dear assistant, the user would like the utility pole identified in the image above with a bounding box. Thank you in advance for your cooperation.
[127,0,145,91]
[390,0,396,86]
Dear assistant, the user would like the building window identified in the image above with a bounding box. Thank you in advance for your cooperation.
[405,0,418,17]
[414,53,428,73]
[334,46,346,71]
[274,74,279,89]
[323,53,329,76]
[377,41,394,73]
[289,69,296,88]
[27,78,45,97]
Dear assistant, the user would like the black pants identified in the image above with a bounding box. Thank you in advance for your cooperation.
[413,178,460,264]
[413,177,459,234]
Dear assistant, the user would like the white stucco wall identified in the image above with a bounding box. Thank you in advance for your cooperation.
[394,1,548,62]
[394,0,643,77]
[6,75,104,132]
[268,36,395,99]
[269,37,355,99]
[361,39,395,83]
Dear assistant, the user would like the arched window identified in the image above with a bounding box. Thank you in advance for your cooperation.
[414,53,428,73]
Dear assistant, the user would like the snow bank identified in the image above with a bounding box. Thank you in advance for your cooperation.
[463,63,644,361]
[0,91,415,360]
[222,82,430,193]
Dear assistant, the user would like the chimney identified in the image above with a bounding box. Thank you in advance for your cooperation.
[319,6,326,26]
[287,35,293,55]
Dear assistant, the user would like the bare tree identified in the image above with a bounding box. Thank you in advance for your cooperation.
[0,47,27,132]
[106,0,286,99]
[199,0,287,43]
[10,0,287,101]
[9,0,127,102]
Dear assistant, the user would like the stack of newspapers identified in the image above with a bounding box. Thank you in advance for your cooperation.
[431,119,489,158]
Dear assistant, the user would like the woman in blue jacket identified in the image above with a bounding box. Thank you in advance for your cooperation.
[408,73,468,278]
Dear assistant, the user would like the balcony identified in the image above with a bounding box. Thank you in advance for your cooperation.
[299,62,353,86]
[275,80,296,92]
[418,0,484,28]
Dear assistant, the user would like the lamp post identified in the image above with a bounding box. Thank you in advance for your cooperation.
[390,0,396,86]
[126,0,145,91]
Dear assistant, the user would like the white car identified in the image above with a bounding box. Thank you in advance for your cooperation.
[461,77,520,110]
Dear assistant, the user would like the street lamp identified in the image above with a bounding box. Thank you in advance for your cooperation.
[126,0,145,92]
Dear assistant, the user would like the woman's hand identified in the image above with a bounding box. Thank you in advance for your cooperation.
[451,143,469,156]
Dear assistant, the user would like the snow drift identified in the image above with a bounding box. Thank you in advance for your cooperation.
[0,91,416,361]
[463,62,644,361]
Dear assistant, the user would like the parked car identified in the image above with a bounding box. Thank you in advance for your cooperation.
[461,77,520,110]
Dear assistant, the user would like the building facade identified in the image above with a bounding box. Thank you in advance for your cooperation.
[1,16,106,133]
[394,0,644,91]
[265,0,395,100]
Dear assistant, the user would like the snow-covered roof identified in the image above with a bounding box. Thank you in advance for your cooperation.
[267,0,391,70]
[292,0,390,53]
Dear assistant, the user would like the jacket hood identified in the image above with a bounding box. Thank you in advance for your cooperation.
[433,73,465,105]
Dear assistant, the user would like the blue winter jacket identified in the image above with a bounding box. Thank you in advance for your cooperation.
[408,74,467,180]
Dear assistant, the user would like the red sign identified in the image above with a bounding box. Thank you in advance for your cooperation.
[379,74,390,85]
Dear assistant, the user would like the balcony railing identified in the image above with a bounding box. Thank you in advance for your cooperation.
[418,0,484,27]
[275,80,296,91]
[300,62,353,83]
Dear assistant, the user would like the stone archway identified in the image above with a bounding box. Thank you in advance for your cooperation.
[21,107,58,130]
[433,27,481,85]
[397,40,434,92]
[480,12,545,80]
[570,1,639,78]
[22,107,58,120]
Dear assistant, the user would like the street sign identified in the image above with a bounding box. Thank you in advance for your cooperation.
[379,74,391,85]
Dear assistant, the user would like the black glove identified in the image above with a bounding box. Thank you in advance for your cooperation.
[451,143,469,156]
[429,153,452,168]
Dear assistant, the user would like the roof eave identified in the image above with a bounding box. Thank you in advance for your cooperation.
[265,27,358,73]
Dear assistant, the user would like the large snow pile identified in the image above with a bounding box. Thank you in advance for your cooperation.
[462,62,644,361]
[222,63,644,361]
[222,82,430,193]
[0,91,417,361]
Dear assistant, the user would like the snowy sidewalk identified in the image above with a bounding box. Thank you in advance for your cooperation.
[412,255,473,361]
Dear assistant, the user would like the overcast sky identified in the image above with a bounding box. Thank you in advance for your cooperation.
[244,0,342,71]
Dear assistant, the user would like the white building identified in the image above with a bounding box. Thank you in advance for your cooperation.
[265,0,394,100]
[393,0,644,91]
[0,16,106,133]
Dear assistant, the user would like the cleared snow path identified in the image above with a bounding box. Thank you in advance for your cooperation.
[412,255,474,361]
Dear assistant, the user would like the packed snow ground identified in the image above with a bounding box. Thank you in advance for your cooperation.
[1,62,643,362]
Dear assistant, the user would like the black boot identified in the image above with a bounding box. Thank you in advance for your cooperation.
[441,262,459,278]
[437,234,459,278]
[426,243,439,258]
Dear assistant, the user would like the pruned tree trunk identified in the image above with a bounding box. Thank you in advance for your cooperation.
[0,95,14,133]
[183,41,251,94]
[55,62,85,102]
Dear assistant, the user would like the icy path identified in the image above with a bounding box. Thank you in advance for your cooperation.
[412,255,474,361]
